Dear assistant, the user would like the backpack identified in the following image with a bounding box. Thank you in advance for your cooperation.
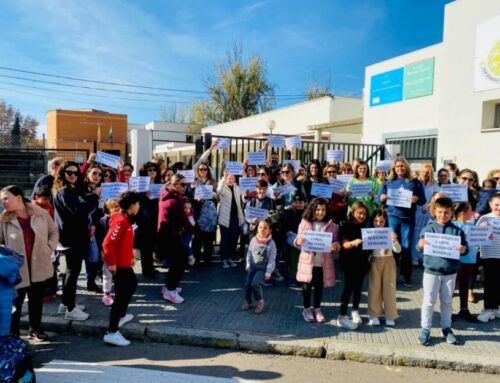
[197,200,217,232]
[0,336,36,383]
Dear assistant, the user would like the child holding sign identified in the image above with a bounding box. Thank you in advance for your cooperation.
[416,197,468,346]
[367,209,401,327]
[295,198,340,323]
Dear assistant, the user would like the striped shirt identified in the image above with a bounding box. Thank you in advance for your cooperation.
[476,214,500,259]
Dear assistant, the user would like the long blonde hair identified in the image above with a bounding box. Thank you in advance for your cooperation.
[420,163,436,186]
[387,155,412,181]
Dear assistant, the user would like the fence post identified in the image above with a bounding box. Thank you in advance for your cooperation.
[379,145,385,160]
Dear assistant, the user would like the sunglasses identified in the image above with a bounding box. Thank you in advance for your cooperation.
[461,177,474,182]
[281,170,291,174]
[64,170,79,176]
[493,177,500,181]
[147,168,157,172]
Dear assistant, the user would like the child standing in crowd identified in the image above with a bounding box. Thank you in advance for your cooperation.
[285,195,305,287]
[416,197,467,346]
[452,202,478,322]
[295,198,340,323]
[102,192,140,347]
[476,192,500,323]
[338,201,370,330]
[242,219,276,314]
[32,186,54,219]
[475,178,497,218]
[367,209,401,326]
[183,197,196,266]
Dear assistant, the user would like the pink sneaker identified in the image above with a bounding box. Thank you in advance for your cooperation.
[314,308,326,323]
[162,289,184,304]
[302,308,315,322]
[101,293,114,307]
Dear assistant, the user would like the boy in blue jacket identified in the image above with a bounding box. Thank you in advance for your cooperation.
[416,197,468,346]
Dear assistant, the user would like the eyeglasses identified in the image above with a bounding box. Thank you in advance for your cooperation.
[460,177,474,182]
[281,170,291,174]
[198,168,208,172]
[64,170,79,176]
[147,168,157,172]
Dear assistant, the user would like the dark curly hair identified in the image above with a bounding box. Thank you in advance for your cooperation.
[52,161,84,194]
[302,197,331,222]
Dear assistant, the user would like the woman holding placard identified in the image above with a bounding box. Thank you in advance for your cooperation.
[456,169,479,211]
[303,160,325,201]
[378,155,426,287]
[345,160,379,217]
[325,165,348,224]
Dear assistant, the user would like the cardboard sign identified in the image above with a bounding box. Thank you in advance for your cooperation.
[239,177,258,192]
[128,176,151,193]
[349,182,372,197]
[177,170,195,183]
[362,228,392,250]
[285,136,302,149]
[376,160,392,173]
[194,185,213,200]
[328,178,347,195]
[441,184,468,202]
[149,183,164,199]
[273,183,297,195]
[301,231,333,253]
[247,152,266,165]
[467,225,493,247]
[215,138,231,150]
[282,160,301,172]
[326,150,344,164]
[387,188,413,208]
[310,183,334,198]
[245,206,269,220]
[95,151,120,169]
[225,161,244,176]
[101,182,128,200]
[337,174,353,183]
[268,135,285,148]
[424,232,461,260]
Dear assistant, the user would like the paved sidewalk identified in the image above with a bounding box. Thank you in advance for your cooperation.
[26,257,500,373]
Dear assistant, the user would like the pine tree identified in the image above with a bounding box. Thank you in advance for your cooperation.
[11,115,21,147]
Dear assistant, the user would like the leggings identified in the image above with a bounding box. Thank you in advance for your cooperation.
[61,247,86,310]
[456,263,475,310]
[340,260,367,315]
[109,268,137,332]
[302,267,324,309]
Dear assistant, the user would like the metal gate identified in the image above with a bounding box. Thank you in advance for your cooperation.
[385,136,437,168]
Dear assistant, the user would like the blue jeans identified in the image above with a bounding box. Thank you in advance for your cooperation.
[245,268,265,303]
[388,215,414,282]
[219,214,241,262]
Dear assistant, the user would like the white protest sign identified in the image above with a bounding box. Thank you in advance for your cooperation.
[311,183,334,198]
[215,138,231,150]
[268,135,285,148]
[194,185,213,200]
[424,232,461,260]
[301,231,333,253]
[177,170,195,183]
[149,184,164,199]
[274,183,297,196]
[496,185,500,191]
[362,228,393,250]
[101,182,128,200]
[247,152,266,165]
[285,136,302,149]
[349,182,372,197]
[376,160,392,173]
[225,161,244,176]
[282,160,301,172]
[387,188,413,208]
[245,206,269,220]
[467,225,493,247]
[441,184,468,202]
[486,217,500,236]
[95,151,120,169]
[326,150,344,164]
[328,178,346,195]
[337,174,353,183]
[239,177,258,192]
[128,176,151,193]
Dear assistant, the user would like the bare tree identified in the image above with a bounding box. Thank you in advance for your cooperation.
[0,100,38,146]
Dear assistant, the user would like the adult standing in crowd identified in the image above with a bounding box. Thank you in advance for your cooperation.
[487,169,500,188]
[379,155,426,287]
[302,160,325,201]
[30,157,63,200]
[457,168,480,211]
[345,160,379,217]
[53,161,99,321]
[0,185,58,340]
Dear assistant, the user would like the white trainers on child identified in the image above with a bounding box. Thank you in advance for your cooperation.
[58,303,85,315]
[368,316,380,326]
[385,318,396,327]
[103,331,130,346]
[477,309,495,323]
[162,289,184,304]
[65,306,89,321]
[337,315,358,330]
[118,314,134,328]
[352,310,363,324]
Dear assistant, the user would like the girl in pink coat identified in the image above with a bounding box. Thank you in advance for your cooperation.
[295,198,340,323]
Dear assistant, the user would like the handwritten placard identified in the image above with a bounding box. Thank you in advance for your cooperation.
[441,184,468,202]
[128,176,151,193]
[194,185,213,200]
[95,151,120,169]
[326,150,344,164]
[149,183,164,199]
[337,174,353,183]
[349,182,372,197]
[376,160,392,173]
[311,183,334,198]
[247,152,266,165]
[245,206,269,220]
[178,170,195,183]
[424,232,461,260]
[328,178,347,195]
[301,231,333,253]
[274,183,297,196]
[282,160,301,172]
[285,136,302,149]
[467,225,493,247]
[239,177,258,192]
[362,228,392,250]
[387,188,413,208]
[268,135,285,148]
[101,182,128,200]
[215,138,231,150]
[225,161,244,176]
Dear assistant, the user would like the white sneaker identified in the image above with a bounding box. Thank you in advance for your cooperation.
[352,310,363,324]
[161,286,183,296]
[118,314,134,328]
[162,289,184,304]
[103,331,130,347]
[58,303,85,315]
[368,316,380,326]
[188,256,196,266]
[477,309,495,323]
[385,318,396,327]
[337,315,358,330]
[65,306,89,321]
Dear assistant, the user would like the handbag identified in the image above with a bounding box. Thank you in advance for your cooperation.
[87,237,100,263]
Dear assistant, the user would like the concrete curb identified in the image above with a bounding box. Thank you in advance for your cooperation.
[24,315,500,374]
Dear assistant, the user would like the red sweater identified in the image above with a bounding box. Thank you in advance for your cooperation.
[102,212,134,269]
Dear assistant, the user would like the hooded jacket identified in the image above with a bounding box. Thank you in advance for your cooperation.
[102,212,134,269]
[157,188,193,238]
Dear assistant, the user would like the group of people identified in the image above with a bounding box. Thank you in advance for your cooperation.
[1,139,500,348]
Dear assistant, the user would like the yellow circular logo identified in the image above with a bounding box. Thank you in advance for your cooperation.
[486,41,500,79]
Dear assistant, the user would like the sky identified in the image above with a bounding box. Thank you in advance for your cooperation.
[0,0,454,136]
